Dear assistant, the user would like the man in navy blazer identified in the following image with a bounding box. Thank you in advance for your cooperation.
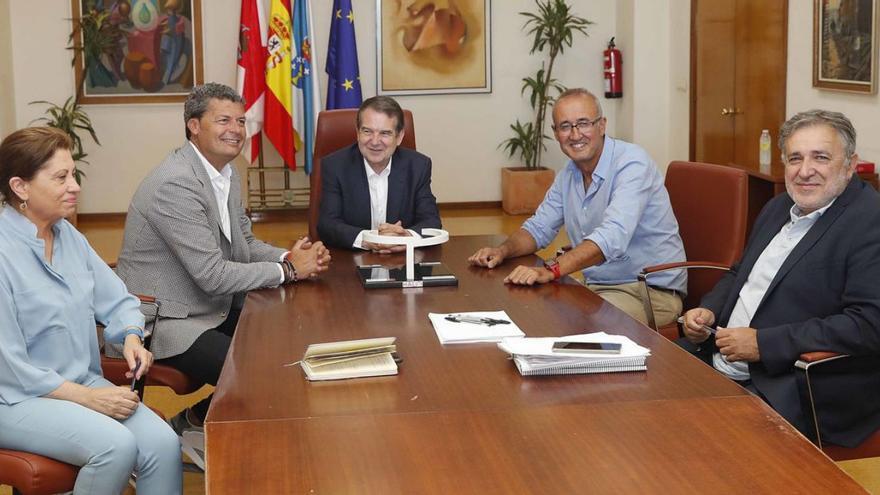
[318,96,440,251]
[681,109,880,448]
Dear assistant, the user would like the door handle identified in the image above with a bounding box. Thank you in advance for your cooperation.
[720,107,744,116]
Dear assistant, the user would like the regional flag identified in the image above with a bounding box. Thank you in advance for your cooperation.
[326,0,362,109]
[292,0,322,175]
[236,0,267,163]
[265,0,298,169]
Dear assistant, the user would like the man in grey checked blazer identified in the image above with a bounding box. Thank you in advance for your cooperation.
[116,84,330,459]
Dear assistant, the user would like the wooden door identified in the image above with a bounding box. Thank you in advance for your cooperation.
[691,0,788,169]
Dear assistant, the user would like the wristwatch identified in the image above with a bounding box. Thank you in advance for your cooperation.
[543,258,562,280]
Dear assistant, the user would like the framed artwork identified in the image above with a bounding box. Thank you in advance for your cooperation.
[70,0,204,104]
[813,0,877,93]
[377,0,491,95]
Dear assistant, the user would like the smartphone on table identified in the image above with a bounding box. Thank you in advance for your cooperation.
[551,341,622,354]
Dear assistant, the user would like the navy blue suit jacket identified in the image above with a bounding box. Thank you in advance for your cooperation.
[701,178,880,447]
[317,144,441,248]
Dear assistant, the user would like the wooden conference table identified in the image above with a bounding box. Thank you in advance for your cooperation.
[204,235,862,493]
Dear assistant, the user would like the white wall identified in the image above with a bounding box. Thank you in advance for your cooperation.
[6,0,690,213]
[786,2,880,163]
[0,0,18,138]
[614,0,690,172]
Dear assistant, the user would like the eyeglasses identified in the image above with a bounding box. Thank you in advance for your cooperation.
[553,116,603,134]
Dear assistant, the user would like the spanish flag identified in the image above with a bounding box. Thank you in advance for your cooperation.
[264,0,300,169]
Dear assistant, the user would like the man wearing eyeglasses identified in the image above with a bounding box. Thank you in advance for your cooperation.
[469,88,686,327]
[318,95,441,252]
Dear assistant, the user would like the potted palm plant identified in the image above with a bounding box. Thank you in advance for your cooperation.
[499,0,591,214]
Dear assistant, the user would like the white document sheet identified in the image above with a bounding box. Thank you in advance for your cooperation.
[428,311,525,344]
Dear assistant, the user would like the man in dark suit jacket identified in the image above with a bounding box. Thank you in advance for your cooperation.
[681,109,880,448]
[318,96,440,251]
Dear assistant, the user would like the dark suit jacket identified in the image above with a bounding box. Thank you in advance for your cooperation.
[701,178,880,447]
[317,144,441,248]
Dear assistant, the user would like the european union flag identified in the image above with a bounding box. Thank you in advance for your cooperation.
[326,0,362,109]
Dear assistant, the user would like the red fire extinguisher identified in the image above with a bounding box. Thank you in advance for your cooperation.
[604,37,622,98]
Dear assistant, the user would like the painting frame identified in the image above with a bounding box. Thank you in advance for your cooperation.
[376,0,492,96]
[813,0,877,94]
[70,0,204,104]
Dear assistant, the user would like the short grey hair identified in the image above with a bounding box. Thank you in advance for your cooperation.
[779,109,857,160]
[554,88,604,119]
[183,83,244,138]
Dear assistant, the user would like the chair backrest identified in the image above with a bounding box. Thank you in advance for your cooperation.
[307,108,417,241]
[665,161,749,310]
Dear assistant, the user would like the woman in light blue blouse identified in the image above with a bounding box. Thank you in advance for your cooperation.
[0,127,181,494]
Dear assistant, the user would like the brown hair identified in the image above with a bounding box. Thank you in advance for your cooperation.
[0,127,73,206]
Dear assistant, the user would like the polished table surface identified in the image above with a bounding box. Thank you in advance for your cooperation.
[205,235,863,493]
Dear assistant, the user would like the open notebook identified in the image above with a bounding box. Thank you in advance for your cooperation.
[300,337,398,381]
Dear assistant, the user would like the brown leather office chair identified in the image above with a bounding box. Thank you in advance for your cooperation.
[638,161,749,339]
[0,297,170,495]
[795,351,880,460]
[0,449,77,495]
[307,108,417,241]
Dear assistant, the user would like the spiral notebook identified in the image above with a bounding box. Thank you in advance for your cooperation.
[512,355,647,376]
[499,332,650,376]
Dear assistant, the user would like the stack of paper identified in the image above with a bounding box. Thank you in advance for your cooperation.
[427,311,525,344]
[498,332,650,376]
[300,337,397,381]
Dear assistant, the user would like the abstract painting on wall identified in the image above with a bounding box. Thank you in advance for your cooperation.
[813,0,877,93]
[71,0,204,103]
[377,0,492,95]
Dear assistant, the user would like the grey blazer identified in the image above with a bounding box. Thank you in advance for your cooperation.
[115,142,286,359]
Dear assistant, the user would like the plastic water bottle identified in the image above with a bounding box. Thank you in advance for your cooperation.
[759,129,772,172]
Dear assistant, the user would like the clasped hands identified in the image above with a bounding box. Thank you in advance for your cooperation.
[468,247,554,285]
[363,221,412,254]
[682,308,760,362]
[287,236,331,280]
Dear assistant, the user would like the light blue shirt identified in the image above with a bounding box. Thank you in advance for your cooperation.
[0,206,144,405]
[522,137,687,293]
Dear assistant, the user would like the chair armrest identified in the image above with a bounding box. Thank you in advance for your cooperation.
[794,351,850,370]
[794,351,852,449]
[636,261,731,332]
[135,294,156,304]
[640,261,731,277]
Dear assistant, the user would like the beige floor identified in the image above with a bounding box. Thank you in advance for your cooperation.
[2,207,877,494]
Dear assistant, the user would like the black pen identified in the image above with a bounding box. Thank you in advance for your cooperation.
[676,316,716,335]
[445,314,511,326]
[130,359,141,391]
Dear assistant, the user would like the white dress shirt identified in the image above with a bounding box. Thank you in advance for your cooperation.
[190,142,285,284]
[353,157,392,249]
[190,143,233,242]
[713,200,835,380]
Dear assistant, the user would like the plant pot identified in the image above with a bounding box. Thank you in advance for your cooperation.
[501,166,555,215]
